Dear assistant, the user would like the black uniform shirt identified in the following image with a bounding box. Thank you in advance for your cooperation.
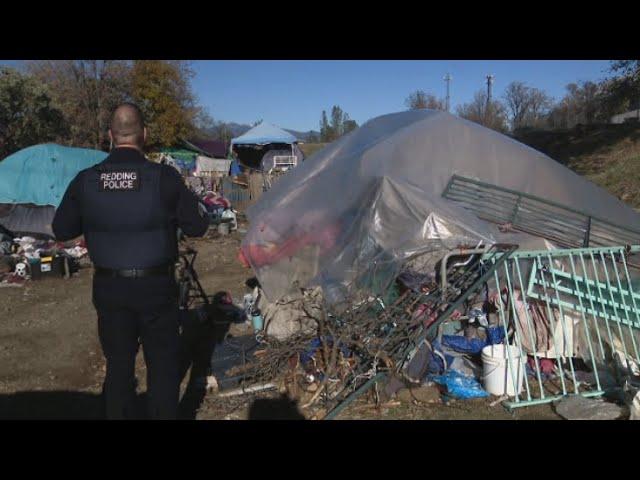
[53,147,209,310]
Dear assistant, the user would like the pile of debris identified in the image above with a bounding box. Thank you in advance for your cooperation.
[0,225,87,287]
[221,243,640,420]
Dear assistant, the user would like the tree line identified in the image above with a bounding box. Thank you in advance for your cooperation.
[0,60,213,159]
[316,105,358,142]
[404,60,640,134]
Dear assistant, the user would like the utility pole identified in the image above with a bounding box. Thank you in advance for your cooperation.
[444,73,452,112]
[485,74,495,123]
[485,74,494,104]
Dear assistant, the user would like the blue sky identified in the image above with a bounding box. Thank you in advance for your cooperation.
[2,60,613,132]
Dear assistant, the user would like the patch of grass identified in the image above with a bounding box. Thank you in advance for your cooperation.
[300,143,328,159]
[515,123,640,210]
[588,154,640,208]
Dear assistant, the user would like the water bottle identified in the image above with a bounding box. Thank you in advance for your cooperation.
[251,308,263,331]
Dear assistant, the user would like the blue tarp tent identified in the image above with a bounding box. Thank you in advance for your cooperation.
[231,122,298,146]
[0,144,107,237]
[0,144,107,207]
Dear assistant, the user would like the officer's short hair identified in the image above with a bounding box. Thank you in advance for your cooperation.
[110,103,145,147]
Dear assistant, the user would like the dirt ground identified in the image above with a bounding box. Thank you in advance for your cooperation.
[0,223,561,420]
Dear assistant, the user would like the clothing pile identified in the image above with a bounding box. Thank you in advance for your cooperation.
[201,192,237,231]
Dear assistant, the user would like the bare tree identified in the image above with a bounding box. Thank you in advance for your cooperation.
[405,90,445,110]
[503,82,554,131]
[27,60,131,150]
[524,87,554,128]
[456,90,508,132]
[503,82,532,130]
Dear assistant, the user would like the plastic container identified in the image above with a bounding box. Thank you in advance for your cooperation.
[481,344,525,396]
[221,209,238,231]
[218,222,230,235]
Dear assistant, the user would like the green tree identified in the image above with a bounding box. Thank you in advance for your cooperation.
[130,60,199,149]
[330,105,345,137]
[609,60,640,106]
[319,105,357,142]
[0,67,67,158]
[320,110,333,142]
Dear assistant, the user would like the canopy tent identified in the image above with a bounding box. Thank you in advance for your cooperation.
[231,122,298,146]
[0,144,107,238]
[231,122,302,171]
[241,110,640,301]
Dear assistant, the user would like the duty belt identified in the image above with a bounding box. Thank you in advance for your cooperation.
[94,264,175,279]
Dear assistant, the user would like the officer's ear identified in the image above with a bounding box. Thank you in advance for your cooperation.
[143,127,148,144]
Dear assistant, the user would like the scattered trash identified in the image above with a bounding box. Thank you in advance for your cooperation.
[554,395,623,420]
[0,232,86,285]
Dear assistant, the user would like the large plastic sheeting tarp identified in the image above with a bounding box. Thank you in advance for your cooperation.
[0,144,107,207]
[231,122,298,146]
[241,110,640,302]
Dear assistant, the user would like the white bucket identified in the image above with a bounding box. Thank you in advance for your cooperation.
[481,344,525,397]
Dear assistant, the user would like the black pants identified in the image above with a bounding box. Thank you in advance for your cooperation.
[96,302,180,420]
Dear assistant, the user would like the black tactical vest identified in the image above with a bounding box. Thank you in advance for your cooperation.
[81,159,176,270]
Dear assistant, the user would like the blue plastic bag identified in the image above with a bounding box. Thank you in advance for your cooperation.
[428,370,489,399]
[441,326,505,355]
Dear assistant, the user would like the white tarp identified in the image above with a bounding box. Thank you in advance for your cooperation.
[241,110,640,301]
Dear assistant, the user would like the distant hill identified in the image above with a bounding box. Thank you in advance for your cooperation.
[224,122,319,142]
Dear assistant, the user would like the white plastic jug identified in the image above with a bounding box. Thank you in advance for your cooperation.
[222,209,237,231]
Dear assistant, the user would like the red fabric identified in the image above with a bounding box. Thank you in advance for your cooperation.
[527,356,556,374]
[203,193,231,209]
[239,223,342,269]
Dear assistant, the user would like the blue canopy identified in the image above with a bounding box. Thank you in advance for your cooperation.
[231,122,298,146]
[0,144,107,207]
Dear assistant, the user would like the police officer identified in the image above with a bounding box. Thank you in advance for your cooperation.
[52,103,209,420]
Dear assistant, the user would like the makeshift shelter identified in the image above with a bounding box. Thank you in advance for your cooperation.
[158,147,198,175]
[0,144,107,238]
[161,140,232,178]
[241,110,640,301]
[194,156,232,177]
[231,122,304,172]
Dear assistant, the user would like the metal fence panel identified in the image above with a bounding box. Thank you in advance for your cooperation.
[221,177,252,212]
[484,245,640,409]
[443,175,640,248]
